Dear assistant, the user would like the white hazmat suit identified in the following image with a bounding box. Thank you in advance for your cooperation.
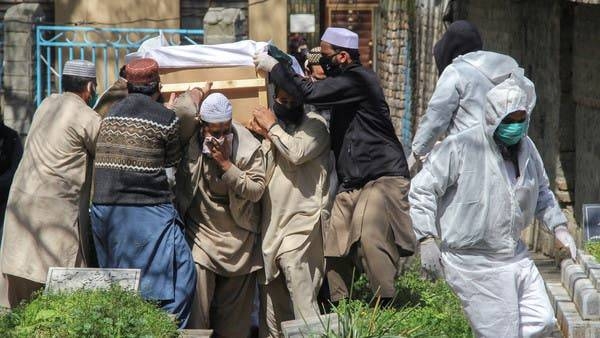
[409,76,572,338]
[412,50,524,157]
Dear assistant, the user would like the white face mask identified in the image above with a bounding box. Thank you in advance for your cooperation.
[202,133,233,156]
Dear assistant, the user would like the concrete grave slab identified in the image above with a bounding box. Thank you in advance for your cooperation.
[281,313,339,338]
[45,267,140,293]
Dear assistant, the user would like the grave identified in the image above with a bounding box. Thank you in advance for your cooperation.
[45,267,141,293]
[281,313,339,338]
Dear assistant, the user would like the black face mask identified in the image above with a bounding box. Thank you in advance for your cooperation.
[273,101,303,124]
[319,54,342,77]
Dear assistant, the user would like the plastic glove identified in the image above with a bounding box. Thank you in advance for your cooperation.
[254,52,278,73]
[555,225,576,260]
[420,237,443,280]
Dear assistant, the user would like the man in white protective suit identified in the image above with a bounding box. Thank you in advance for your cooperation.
[410,21,525,163]
[409,75,576,338]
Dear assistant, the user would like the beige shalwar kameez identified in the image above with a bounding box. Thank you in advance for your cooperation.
[175,122,265,336]
[324,176,417,301]
[0,92,101,307]
[259,112,330,338]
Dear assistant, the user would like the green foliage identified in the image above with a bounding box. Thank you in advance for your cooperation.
[320,299,418,338]
[0,286,178,338]
[586,241,600,262]
[394,267,472,337]
[319,263,472,338]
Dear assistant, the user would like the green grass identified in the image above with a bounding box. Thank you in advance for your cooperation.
[318,263,472,338]
[323,299,419,338]
[0,286,178,338]
[393,268,471,337]
[586,241,600,262]
[0,264,471,338]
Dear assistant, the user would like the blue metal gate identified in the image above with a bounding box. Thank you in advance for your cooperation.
[35,26,204,106]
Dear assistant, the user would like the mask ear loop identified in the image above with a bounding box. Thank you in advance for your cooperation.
[87,81,95,95]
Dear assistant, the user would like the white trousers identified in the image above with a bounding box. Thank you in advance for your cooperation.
[443,254,556,338]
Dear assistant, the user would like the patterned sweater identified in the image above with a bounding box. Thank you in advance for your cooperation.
[93,93,181,205]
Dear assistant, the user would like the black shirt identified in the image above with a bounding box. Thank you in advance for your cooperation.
[0,123,23,225]
[271,63,409,191]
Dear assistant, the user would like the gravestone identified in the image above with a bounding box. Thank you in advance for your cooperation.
[583,204,600,242]
[179,329,213,337]
[281,313,339,338]
[45,267,140,293]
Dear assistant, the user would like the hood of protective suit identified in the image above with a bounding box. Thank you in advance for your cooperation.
[484,75,536,138]
[433,20,483,75]
[457,51,523,85]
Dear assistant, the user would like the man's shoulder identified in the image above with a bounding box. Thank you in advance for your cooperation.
[233,122,261,149]
[303,112,329,132]
[440,125,484,152]
[60,93,102,124]
[110,94,176,123]
[232,122,262,166]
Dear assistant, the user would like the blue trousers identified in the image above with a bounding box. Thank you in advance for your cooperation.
[91,203,196,328]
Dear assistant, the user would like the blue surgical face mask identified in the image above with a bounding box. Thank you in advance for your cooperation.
[495,121,528,146]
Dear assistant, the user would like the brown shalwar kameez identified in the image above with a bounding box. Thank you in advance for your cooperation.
[324,176,417,301]
[175,122,265,336]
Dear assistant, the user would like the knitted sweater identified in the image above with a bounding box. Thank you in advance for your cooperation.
[93,93,181,205]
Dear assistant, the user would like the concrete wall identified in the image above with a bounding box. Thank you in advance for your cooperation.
[557,2,576,226]
[455,0,562,188]
[572,4,600,221]
[54,0,180,91]
[453,0,570,254]
[54,0,180,27]
[248,0,287,50]
[451,0,600,248]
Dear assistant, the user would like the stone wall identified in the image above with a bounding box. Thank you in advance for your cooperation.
[376,0,412,148]
[411,0,449,151]
[0,1,51,126]
[2,3,44,136]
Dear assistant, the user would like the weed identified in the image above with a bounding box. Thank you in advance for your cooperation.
[0,286,178,337]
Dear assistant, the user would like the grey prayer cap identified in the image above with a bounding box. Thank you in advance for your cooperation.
[63,60,96,78]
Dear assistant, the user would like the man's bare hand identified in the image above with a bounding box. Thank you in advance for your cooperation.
[248,117,269,138]
[252,106,277,131]
[209,138,232,172]
[190,82,213,106]
[164,93,177,110]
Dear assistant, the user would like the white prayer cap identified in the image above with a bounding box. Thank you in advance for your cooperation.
[321,27,359,49]
[63,60,96,78]
[200,93,233,123]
